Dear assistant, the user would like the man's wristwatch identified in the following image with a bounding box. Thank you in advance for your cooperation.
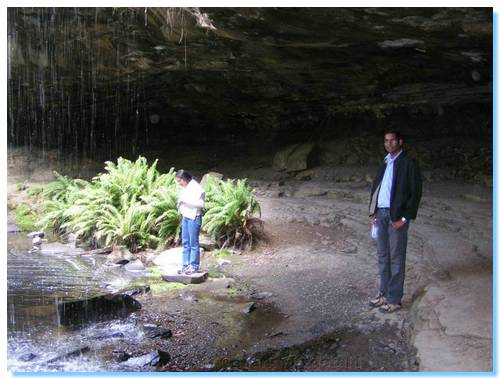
[401,217,407,223]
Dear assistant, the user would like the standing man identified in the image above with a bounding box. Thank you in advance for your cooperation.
[368,130,422,313]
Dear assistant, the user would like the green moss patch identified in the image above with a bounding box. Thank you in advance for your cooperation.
[150,281,186,294]
[214,249,232,258]
[146,266,187,294]
[227,287,242,296]
[208,270,225,278]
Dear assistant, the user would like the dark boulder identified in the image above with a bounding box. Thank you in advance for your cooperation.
[57,294,141,326]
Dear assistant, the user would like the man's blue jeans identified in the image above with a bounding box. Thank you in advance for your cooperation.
[181,215,202,270]
[375,208,409,305]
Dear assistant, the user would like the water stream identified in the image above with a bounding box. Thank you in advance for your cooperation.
[7,232,148,372]
[7,231,286,372]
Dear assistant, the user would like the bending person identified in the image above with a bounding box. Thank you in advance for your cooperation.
[176,169,205,275]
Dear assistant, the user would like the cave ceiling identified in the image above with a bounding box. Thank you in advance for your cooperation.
[7,7,492,152]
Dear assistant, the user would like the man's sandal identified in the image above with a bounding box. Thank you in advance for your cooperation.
[379,303,402,313]
[369,293,386,307]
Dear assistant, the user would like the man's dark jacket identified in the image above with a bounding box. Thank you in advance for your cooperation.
[369,151,423,222]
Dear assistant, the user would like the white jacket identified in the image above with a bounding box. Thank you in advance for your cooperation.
[178,179,205,220]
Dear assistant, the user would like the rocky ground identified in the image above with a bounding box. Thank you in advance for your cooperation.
[7,148,493,372]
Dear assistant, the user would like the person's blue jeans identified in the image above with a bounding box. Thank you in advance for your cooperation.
[181,215,202,270]
[375,208,409,305]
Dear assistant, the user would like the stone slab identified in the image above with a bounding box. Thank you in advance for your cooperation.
[435,275,492,340]
[152,247,183,270]
[162,272,208,285]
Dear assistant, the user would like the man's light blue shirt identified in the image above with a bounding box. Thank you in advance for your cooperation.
[377,150,403,208]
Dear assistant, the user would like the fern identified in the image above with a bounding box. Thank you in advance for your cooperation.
[94,195,159,252]
[141,184,181,244]
[42,171,88,202]
[203,176,261,250]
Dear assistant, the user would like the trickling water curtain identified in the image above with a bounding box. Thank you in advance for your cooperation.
[7,7,208,159]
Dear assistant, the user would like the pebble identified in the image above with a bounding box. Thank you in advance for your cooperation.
[242,302,256,314]
[203,363,216,370]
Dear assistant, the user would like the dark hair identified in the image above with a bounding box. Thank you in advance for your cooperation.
[175,169,192,181]
[384,129,403,141]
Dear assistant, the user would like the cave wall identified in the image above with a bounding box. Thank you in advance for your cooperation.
[7,7,492,161]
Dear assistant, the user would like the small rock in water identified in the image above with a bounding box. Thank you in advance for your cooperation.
[18,352,37,362]
[122,350,170,368]
[29,246,41,253]
[112,350,132,362]
[27,231,45,239]
[88,247,113,255]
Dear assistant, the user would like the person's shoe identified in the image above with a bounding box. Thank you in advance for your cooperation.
[184,266,199,275]
[379,303,402,313]
[369,293,386,308]
[177,266,190,275]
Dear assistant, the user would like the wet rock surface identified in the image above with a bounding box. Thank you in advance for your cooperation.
[212,320,418,372]
[162,272,209,284]
[57,294,142,326]
[121,350,171,368]
[143,324,173,340]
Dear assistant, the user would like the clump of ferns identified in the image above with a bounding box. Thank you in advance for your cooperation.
[203,176,262,250]
[37,158,263,253]
[37,158,180,252]
[37,172,90,236]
